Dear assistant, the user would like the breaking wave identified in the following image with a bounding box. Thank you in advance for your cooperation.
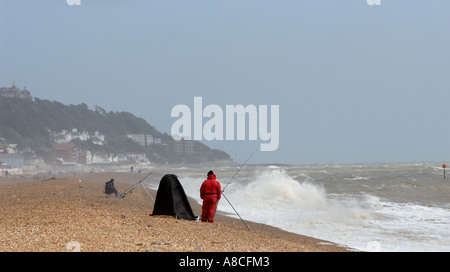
[238,168,327,209]
[176,163,450,251]
[223,167,373,228]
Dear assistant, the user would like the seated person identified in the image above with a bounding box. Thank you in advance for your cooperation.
[105,179,121,198]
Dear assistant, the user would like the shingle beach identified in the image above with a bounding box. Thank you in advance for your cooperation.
[0,172,353,252]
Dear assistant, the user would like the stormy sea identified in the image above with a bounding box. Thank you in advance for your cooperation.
[157,162,450,252]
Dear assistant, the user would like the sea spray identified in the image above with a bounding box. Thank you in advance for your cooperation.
[170,163,450,251]
[240,168,327,209]
[221,167,373,229]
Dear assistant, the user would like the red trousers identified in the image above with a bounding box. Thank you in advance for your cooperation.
[201,195,218,223]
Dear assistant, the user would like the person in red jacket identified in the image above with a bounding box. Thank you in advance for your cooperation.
[200,170,222,223]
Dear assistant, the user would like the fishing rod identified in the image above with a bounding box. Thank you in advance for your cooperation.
[140,183,155,210]
[120,164,163,198]
[217,150,257,230]
[223,150,257,192]
[221,192,250,230]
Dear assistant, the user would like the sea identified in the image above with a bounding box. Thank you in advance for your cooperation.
[147,162,450,252]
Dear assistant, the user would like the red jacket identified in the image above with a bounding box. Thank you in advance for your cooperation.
[200,174,222,200]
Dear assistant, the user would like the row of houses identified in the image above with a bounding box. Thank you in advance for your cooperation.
[51,142,150,165]
[0,153,45,175]
[49,130,152,165]
[50,134,195,164]
[0,143,150,173]
[49,128,106,146]
[1,138,198,174]
[175,138,194,156]
[126,134,161,146]
[0,135,151,175]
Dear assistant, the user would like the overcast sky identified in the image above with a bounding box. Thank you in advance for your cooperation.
[1,0,449,165]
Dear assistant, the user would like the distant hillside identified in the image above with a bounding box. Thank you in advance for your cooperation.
[0,97,230,164]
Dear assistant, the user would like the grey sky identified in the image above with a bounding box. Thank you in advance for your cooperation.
[1,0,449,164]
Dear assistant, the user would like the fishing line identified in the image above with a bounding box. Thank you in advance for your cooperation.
[120,164,163,198]
[223,150,257,192]
[217,150,257,230]
[140,183,154,202]
[221,192,250,230]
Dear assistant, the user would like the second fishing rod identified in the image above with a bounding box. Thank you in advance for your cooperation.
[216,150,257,230]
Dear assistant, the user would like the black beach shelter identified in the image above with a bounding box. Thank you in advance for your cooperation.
[152,174,196,220]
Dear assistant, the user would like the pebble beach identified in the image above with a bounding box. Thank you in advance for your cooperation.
[0,172,353,252]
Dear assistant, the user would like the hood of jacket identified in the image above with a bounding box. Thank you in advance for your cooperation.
[207,173,216,180]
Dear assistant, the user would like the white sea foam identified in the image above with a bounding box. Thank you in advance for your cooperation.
[166,163,450,252]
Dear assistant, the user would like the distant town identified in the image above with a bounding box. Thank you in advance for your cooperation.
[0,84,203,176]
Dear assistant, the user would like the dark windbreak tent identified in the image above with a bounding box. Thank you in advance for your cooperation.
[152,174,196,220]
